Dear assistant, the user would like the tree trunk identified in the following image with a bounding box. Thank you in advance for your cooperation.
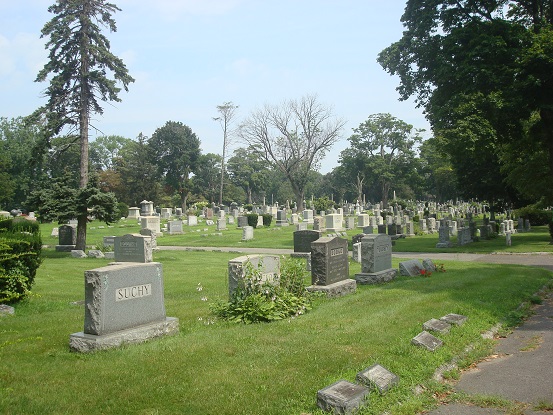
[541,108,553,190]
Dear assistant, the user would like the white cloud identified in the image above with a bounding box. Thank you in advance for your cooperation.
[122,0,246,20]
[0,35,16,76]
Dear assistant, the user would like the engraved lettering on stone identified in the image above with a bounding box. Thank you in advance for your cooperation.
[115,284,152,302]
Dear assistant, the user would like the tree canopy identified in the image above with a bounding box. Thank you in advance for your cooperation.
[378,0,553,204]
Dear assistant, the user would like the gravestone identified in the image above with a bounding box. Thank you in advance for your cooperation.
[242,226,254,241]
[227,255,280,298]
[160,208,172,219]
[357,214,370,228]
[355,234,397,285]
[51,227,59,237]
[440,313,467,326]
[411,331,443,351]
[398,259,424,276]
[237,216,249,228]
[141,216,161,236]
[187,215,198,226]
[56,224,77,252]
[293,230,322,253]
[436,221,453,248]
[317,380,369,415]
[114,234,152,263]
[313,216,325,231]
[295,222,308,231]
[377,224,387,234]
[69,262,179,352]
[325,214,344,232]
[276,210,289,227]
[423,318,451,334]
[167,220,183,235]
[345,217,355,229]
[302,209,314,224]
[227,216,235,225]
[356,364,399,394]
[362,225,374,235]
[103,236,115,248]
[140,228,158,250]
[216,218,227,231]
[140,200,154,216]
[257,215,264,228]
[71,250,87,258]
[87,250,105,259]
[308,237,355,297]
[128,207,140,219]
[422,258,436,272]
[352,242,361,263]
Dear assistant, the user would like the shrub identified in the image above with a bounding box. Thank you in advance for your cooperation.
[0,219,43,303]
[246,213,259,228]
[244,204,253,212]
[515,205,552,226]
[313,196,334,213]
[117,202,129,218]
[262,214,273,227]
[210,257,312,324]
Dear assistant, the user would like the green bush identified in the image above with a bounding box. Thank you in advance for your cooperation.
[262,214,273,227]
[210,258,311,324]
[515,205,552,226]
[313,196,334,214]
[117,202,129,218]
[246,213,259,228]
[0,219,43,303]
[244,204,253,212]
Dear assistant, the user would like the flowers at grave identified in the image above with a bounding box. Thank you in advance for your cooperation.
[420,269,432,277]
[435,263,446,272]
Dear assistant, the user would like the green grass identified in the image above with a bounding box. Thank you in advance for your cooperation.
[1,247,552,415]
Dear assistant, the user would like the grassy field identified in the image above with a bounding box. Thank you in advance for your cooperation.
[38,218,553,253]
[1,234,553,414]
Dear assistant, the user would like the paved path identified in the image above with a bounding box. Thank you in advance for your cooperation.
[158,246,553,414]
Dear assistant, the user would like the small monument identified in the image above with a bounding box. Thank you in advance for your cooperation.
[355,234,397,285]
[56,224,77,252]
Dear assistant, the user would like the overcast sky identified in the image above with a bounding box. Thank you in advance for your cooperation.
[0,0,430,173]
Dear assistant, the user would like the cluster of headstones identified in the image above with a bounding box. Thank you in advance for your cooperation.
[316,313,467,414]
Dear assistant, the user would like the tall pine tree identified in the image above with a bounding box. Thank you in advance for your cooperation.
[34,0,134,250]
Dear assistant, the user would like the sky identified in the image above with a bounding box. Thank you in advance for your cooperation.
[0,0,430,174]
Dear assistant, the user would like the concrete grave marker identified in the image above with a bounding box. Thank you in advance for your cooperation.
[423,318,451,334]
[87,249,105,259]
[317,380,369,415]
[411,331,443,351]
[440,313,467,326]
[227,255,280,298]
[71,250,87,258]
[356,364,399,394]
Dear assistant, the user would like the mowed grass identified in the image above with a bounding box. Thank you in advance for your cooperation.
[1,247,552,415]
[38,218,553,253]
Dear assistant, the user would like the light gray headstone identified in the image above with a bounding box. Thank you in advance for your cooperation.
[242,226,254,241]
[399,259,424,276]
[71,250,87,258]
[422,258,436,272]
[227,255,280,298]
[440,313,467,326]
[423,318,451,334]
[87,250,105,259]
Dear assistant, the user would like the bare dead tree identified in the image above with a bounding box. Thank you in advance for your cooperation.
[239,94,345,211]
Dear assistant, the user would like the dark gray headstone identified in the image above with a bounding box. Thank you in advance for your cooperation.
[311,237,349,286]
[356,364,399,394]
[317,380,369,414]
[58,224,77,245]
[293,229,322,253]
[237,216,248,228]
[412,331,443,351]
[377,224,387,234]
[114,234,152,263]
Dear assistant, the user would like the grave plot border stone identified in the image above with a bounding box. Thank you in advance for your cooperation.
[440,313,468,326]
[356,364,399,394]
[316,380,369,415]
[398,259,424,277]
[423,318,451,334]
[411,331,443,352]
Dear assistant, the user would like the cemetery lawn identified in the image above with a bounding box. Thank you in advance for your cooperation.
[1,249,552,414]
[40,220,553,253]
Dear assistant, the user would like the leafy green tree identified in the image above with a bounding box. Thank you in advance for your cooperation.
[192,153,222,203]
[239,94,345,211]
[378,0,553,204]
[115,133,161,206]
[418,137,459,202]
[33,0,134,250]
[148,121,201,209]
[89,135,132,171]
[343,113,422,207]
[227,148,270,204]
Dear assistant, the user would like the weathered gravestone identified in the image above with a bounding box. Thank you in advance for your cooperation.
[103,236,115,248]
[56,224,77,252]
[0,304,15,316]
[167,220,183,235]
[140,228,158,250]
[398,259,424,277]
[325,214,344,232]
[411,331,443,352]
[242,226,254,241]
[423,318,451,334]
[355,234,397,285]
[114,234,152,263]
[440,313,467,326]
[216,218,227,231]
[237,216,248,228]
[227,254,280,298]
[141,216,161,236]
[308,237,355,298]
[356,364,399,394]
[87,249,104,259]
[436,221,453,248]
[313,216,325,231]
[69,262,179,352]
[187,215,198,226]
[317,380,369,415]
